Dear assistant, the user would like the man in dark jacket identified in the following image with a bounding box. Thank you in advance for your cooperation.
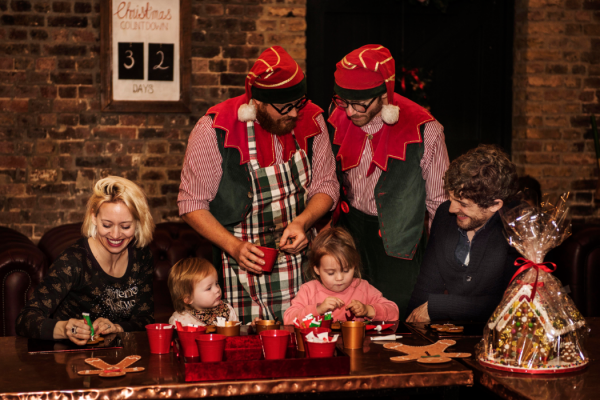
[406,144,521,322]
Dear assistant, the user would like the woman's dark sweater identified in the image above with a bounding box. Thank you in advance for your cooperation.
[16,237,154,339]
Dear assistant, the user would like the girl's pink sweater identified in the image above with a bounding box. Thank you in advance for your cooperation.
[284,278,399,324]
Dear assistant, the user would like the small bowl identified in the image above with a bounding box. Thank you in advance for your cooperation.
[216,322,241,337]
[255,320,281,334]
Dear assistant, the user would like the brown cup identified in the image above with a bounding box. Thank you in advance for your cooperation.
[216,321,241,337]
[341,321,365,349]
[255,320,281,334]
[294,327,305,352]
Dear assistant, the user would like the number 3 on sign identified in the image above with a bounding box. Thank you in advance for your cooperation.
[148,43,174,81]
[118,42,144,80]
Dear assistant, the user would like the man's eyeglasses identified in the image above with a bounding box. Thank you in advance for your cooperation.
[270,97,309,115]
[332,95,378,113]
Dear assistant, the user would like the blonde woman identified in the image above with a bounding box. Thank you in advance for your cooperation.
[16,177,155,345]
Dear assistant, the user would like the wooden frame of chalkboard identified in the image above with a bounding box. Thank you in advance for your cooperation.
[101,0,191,113]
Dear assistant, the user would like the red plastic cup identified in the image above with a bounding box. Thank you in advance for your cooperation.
[196,334,227,362]
[259,330,291,360]
[146,324,174,354]
[306,340,337,358]
[177,326,207,358]
[300,327,331,357]
[257,246,278,273]
[320,319,332,329]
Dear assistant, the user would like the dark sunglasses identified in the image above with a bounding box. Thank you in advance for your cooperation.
[332,95,379,113]
[270,97,309,115]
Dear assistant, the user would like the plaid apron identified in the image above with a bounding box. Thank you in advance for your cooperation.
[222,121,312,323]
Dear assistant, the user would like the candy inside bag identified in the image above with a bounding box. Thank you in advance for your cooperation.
[478,193,590,373]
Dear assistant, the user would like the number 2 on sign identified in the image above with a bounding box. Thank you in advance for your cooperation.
[153,51,169,70]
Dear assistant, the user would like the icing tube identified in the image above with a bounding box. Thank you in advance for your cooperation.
[82,313,95,340]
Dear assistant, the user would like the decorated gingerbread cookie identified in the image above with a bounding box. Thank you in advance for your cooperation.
[384,339,471,364]
[78,355,145,378]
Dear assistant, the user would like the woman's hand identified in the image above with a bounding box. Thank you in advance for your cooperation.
[93,318,123,336]
[55,318,91,346]
[346,300,375,318]
[317,297,345,315]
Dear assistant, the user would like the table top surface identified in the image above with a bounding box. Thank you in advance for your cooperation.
[0,324,473,399]
[406,317,600,400]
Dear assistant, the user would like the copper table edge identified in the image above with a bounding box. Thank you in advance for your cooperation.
[0,371,474,399]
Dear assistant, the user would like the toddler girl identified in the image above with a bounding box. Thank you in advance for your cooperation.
[168,257,238,326]
[284,227,398,324]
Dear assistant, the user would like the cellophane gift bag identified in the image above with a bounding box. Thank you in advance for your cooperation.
[477,193,589,373]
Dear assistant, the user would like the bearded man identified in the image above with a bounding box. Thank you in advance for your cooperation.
[327,45,449,318]
[178,47,339,323]
[406,144,521,323]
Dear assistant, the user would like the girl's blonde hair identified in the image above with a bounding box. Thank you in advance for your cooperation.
[307,227,362,281]
[168,258,217,313]
[82,176,155,248]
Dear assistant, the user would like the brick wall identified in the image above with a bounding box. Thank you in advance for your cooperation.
[513,0,600,223]
[0,0,307,242]
[2,0,599,242]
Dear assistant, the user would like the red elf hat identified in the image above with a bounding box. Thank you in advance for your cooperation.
[238,46,307,122]
[334,44,399,124]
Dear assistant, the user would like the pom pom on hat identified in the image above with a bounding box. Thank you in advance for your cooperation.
[381,103,399,125]
[238,101,256,122]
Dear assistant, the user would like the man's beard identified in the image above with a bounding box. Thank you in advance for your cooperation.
[456,214,488,231]
[256,104,299,136]
[350,97,383,127]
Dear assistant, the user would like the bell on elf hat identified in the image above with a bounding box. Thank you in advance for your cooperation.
[334,44,399,125]
[238,46,307,122]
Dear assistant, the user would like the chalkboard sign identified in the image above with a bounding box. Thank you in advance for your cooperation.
[101,0,190,112]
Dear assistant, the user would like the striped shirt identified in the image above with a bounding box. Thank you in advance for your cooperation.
[178,114,339,216]
[342,115,449,226]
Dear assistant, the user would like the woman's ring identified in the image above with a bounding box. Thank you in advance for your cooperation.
[107,324,111,329]
[71,326,77,334]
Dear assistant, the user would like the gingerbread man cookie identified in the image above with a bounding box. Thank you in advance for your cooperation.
[384,339,471,364]
[77,355,145,378]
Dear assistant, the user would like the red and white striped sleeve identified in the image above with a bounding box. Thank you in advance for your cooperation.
[420,120,450,226]
[307,115,340,210]
[177,116,223,216]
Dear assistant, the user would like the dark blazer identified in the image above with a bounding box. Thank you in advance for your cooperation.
[407,200,521,321]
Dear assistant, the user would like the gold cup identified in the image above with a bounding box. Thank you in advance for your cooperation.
[255,320,281,334]
[294,327,306,352]
[341,321,365,349]
[216,321,241,337]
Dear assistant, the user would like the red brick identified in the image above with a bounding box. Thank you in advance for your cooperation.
[0,99,29,112]
[543,166,573,177]
[36,57,55,70]
[71,30,96,43]
[562,153,596,164]
[93,127,137,139]
[0,155,26,168]
[36,141,55,154]
[106,141,123,154]
[542,103,581,114]
[0,140,15,153]
[53,99,86,112]
[267,7,305,17]
[119,115,147,126]
[38,114,57,126]
[526,128,562,139]
[84,142,104,155]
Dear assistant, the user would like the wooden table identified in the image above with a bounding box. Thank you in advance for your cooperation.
[407,318,600,400]
[0,325,473,399]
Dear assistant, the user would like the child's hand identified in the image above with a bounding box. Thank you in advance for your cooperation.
[251,317,260,326]
[317,297,344,315]
[346,300,375,319]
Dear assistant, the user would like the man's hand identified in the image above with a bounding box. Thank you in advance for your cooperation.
[406,302,430,323]
[346,300,375,319]
[232,241,265,274]
[316,297,345,315]
[278,220,308,254]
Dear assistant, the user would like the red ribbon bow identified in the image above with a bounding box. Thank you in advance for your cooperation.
[510,257,556,302]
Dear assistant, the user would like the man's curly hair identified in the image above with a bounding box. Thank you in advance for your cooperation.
[443,144,517,209]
